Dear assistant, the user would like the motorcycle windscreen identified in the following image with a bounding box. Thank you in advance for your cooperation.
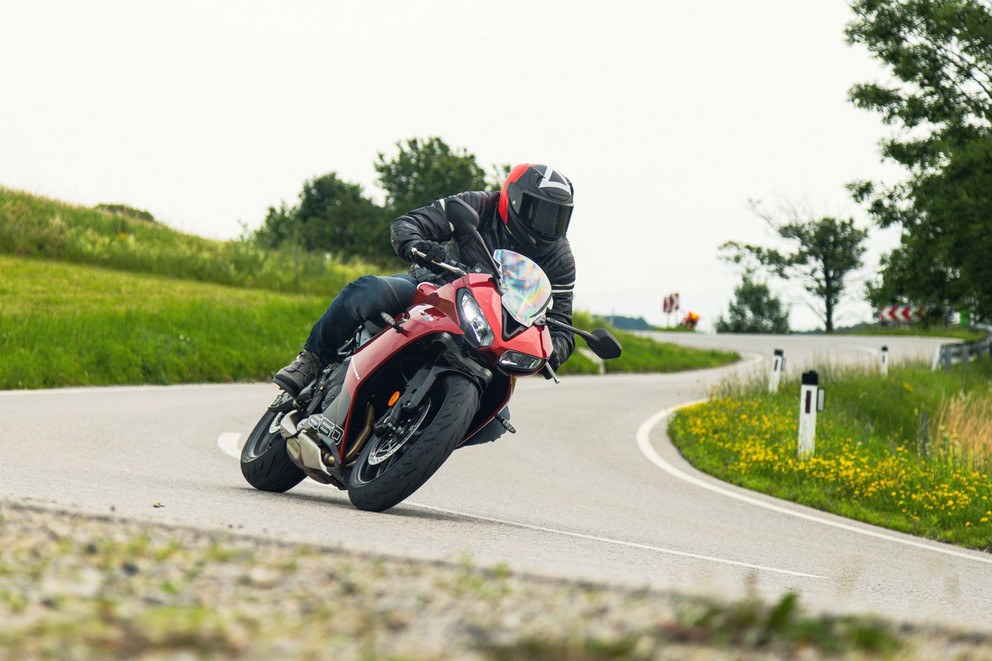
[493,249,553,327]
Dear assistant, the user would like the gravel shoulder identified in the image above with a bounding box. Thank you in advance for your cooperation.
[2,498,990,660]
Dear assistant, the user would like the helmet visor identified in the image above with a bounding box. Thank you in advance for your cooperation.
[515,191,573,240]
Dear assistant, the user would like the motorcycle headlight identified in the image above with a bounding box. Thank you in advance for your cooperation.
[498,351,545,373]
[457,289,494,348]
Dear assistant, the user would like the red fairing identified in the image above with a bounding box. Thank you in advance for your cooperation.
[336,274,551,447]
[464,273,552,362]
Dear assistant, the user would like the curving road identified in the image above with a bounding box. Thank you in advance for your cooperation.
[3,333,990,632]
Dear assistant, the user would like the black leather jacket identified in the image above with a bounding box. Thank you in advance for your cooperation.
[391,190,576,370]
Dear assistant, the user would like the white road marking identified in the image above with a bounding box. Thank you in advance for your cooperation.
[217,433,243,459]
[739,352,764,366]
[637,404,992,566]
[409,502,827,579]
[839,343,880,356]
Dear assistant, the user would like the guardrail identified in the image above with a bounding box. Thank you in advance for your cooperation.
[931,336,992,370]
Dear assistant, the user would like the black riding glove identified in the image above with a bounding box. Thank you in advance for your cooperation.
[409,241,449,274]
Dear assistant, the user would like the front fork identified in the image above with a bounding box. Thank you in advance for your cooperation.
[278,332,492,486]
[376,333,493,436]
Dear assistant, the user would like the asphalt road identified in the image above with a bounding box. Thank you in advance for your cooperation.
[4,333,991,632]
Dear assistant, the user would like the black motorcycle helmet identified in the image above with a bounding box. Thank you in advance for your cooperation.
[498,164,574,256]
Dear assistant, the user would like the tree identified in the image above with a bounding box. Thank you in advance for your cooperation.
[716,272,790,334]
[295,173,394,263]
[721,212,869,332]
[253,201,296,250]
[846,0,992,319]
[374,137,488,212]
[253,137,497,266]
[253,172,397,265]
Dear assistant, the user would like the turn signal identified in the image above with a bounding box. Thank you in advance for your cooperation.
[388,391,400,407]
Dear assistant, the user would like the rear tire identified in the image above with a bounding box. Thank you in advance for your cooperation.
[348,374,479,512]
[241,411,306,492]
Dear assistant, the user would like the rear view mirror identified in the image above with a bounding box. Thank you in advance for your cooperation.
[446,197,480,235]
[447,196,499,275]
[586,329,622,360]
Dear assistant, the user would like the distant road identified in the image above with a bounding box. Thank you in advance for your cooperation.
[638,330,946,370]
[3,333,989,632]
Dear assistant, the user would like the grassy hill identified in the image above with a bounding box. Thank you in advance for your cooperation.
[0,188,737,389]
[0,255,329,389]
[0,186,369,296]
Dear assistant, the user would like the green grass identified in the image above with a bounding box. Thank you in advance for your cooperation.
[604,332,737,373]
[558,311,739,375]
[0,186,371,297]
[0,255,737,389]
[0,186,738,387]
[669,360,992,549]
[0,256,326,389]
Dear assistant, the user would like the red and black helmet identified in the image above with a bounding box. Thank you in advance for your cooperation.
[498,164,574,255]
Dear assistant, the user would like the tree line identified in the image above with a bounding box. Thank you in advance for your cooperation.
[719,0,992,333]
[253,137,506,267]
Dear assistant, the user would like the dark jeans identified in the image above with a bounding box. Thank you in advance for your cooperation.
[302,274,506,445]
[304,274,417,363]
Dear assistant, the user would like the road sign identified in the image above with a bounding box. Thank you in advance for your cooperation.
[879,305,924,322]
[663,292,680,314]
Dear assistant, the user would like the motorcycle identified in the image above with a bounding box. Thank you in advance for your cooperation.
[240,199,622,511]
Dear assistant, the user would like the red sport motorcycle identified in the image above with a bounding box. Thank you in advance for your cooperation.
[240,199,621,511]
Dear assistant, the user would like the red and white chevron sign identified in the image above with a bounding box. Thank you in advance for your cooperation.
[879,305,924,322]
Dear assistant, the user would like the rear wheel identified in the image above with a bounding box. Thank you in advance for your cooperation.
[241,410,306,492]
[348,373,479,512]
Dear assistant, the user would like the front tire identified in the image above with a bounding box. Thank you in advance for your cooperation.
[241,410,306,492]
[348,374,480,512]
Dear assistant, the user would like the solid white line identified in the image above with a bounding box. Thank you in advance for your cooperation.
[215,409,820,577]
[409,502,826,579]
[637,404,992,566]
[839,343,880,356]
[217,433,243,459]
[739,351,765,367]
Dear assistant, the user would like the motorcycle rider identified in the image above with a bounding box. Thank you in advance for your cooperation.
[273,164,578,436]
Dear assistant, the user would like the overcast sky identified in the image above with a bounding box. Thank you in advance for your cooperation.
[0,1,905,331]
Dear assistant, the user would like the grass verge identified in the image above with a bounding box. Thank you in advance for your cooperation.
[669,360,992,549]
[1,256,736,389]
[2,187,739,386]
[558,312,739,376]
[0,256,327,389]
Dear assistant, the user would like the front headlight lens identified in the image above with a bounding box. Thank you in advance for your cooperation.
[457,290,494,348]
[498,351,545,372]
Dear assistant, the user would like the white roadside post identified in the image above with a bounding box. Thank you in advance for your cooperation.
[880,345,889,377]
[798,371,822,459]
[769,349,785,393]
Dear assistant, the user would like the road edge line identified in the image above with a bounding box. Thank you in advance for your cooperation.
[636,403,992,566]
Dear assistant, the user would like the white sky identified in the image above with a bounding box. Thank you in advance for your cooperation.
[0,1,905,331]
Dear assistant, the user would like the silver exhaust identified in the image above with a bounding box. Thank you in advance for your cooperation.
[279,411,337,485]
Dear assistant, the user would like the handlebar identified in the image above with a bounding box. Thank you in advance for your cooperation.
[409,248,468,277]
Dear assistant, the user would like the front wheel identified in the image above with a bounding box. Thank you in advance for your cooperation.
[348,373,480,512]
[241,410,306,492]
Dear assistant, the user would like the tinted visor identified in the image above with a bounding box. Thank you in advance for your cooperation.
[516,191,573,240]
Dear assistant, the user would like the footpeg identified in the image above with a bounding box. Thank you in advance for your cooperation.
[496,414,516,434]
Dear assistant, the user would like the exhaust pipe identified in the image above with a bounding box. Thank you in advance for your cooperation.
[279,411,337,485]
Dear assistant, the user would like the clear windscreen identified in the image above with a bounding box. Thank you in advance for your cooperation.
[494,249,553,327]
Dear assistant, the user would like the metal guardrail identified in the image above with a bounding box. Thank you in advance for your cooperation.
[931,336,992,370]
